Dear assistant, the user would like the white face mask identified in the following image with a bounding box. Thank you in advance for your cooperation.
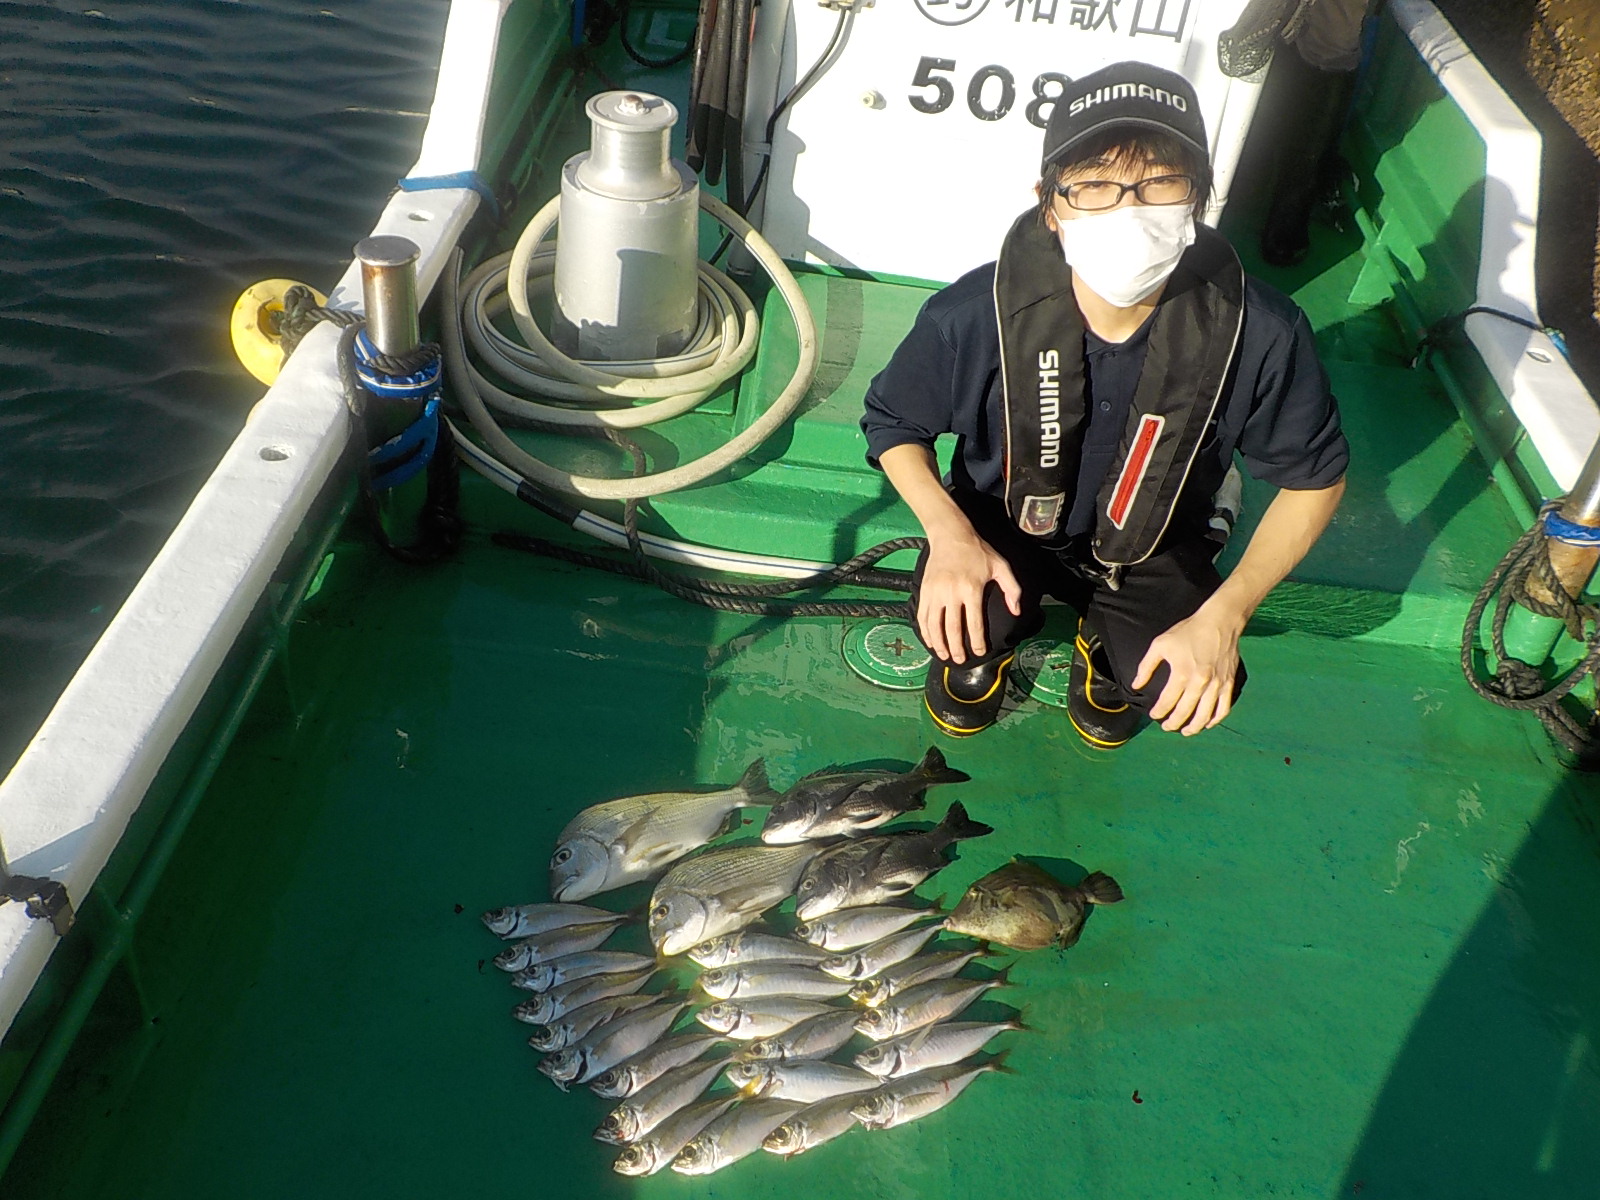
[1054,203,1197,308]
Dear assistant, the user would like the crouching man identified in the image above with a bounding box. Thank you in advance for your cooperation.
[862,62,1348,746]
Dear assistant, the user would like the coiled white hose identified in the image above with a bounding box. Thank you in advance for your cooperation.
[446,190,819,500]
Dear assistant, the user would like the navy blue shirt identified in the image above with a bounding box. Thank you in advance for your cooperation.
[861,259,1349,538]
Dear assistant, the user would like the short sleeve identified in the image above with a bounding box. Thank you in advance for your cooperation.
[860,298,959,469]
[1236,303,1350,490]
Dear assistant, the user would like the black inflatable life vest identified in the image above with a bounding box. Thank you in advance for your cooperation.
[993,209,1244,568]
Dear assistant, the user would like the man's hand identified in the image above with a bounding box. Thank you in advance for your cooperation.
[917,532,1023,664]
[1131,600,1245,736]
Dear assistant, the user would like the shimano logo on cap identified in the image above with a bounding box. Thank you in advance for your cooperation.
[1068,82,1190,117]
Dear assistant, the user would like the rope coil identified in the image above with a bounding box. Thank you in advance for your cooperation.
[1461,499,1600,760]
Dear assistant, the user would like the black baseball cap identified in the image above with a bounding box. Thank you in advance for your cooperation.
[1041,62,1209,173]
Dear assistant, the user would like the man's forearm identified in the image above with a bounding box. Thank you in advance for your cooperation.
[878,443,976,544]
[1207,479,1345,624]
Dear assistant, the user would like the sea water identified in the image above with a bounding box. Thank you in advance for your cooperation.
[0,0,448,777]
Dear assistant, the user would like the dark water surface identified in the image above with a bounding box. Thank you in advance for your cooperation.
[0,0,449,778]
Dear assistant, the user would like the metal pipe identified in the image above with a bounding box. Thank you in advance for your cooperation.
[355,235,422,357]
[1531,435,1600,604]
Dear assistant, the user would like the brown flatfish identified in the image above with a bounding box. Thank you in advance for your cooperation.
[944,858,1123,950]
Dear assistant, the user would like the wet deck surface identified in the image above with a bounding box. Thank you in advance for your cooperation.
[8,9,1600,1200]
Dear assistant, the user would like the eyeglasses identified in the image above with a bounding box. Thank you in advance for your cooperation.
[1055,174,1196,211]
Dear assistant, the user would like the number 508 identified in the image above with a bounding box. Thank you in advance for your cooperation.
[909,56,1070,128]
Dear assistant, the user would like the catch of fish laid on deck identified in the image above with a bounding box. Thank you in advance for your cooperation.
[475,750,1125,1175]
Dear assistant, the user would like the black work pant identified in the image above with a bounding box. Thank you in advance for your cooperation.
[908,491,1247,716]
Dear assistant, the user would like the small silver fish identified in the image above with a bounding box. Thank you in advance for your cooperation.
[739,1008,862,1062]
[794,803,992,921]
[698,964,856,1002]
[696,998,834,1040]
[588,1033,726,1099]
[481,901,626,940]
[819,923,943,980]
[848,947,988,1007]
[686,930,833,969]
[648,843,819,956]
[854,1019,1025,1078]
[763,1092,867,1157]
[738,1060,882,1103]
[853,969,1010,1041]
[525,992,663,1053]
[672,1099,808,1174]
[539,997,690,1090]
[595,1056,730,1145]
[551,760,778,902]
[613,1096,737,1176]
[759,747,971,843]
[512,950,656,993]
[512,966,655,1025]
[492,918,627,973]
[793,905,943,952]
[850,1056,1007,1129]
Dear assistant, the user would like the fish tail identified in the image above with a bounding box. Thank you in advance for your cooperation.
[992,963,1015,989]
[1008,1007,1037,1034]
[1079,871,1125,906]
[913,745,973,786]
[735,758,780,807]
[987,1048,1017,1074]
[935,801,994,846]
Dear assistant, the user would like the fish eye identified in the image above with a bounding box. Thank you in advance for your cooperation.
[552,847,572,866]
[799,879,814,892]
[651,904,670,921]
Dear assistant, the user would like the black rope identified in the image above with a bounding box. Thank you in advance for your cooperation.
[1412,305,1564,369]
[617,0,695,69]
[1461,501,1600,761]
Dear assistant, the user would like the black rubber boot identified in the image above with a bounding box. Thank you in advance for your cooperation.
[1067,629,1139,749]
[924,652,1015,738]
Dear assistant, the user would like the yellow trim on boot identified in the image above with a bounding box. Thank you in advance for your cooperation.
[925,695,987,737]
[941,652,1015,707]
[1068,707,1132,749]
[1073,636,1130,714]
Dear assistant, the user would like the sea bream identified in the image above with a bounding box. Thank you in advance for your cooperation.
[550,759,778,902]
[944,858,1125,950]
[850,1056,1008,1130]
[613,1096,737,1176]
[759,747,971,843]
[647,842,819,956]
[794,803,993,921]
[793,904,943,952]
[854,1019,1026,1078]
[671,1099,808,1174]
[480,901,625,940]
[762,1092,868,1157]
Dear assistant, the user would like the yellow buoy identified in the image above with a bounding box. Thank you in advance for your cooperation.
[230,278,327,386]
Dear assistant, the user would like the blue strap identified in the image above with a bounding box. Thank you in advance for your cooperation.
[398,171,499,221]
[1541,504,1600,546]
[368,397,440,492]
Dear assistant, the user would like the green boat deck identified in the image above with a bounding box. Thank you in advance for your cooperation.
[4,5,1599,1197]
